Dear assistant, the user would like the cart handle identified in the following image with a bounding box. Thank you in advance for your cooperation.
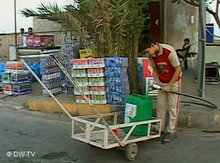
[20,56,123,147]
[50,55,123,146]
[20,59,73,119]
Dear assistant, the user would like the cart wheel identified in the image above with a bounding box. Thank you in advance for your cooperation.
[124,143,138,161]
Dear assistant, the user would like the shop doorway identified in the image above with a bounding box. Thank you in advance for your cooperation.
[143,2,162,42]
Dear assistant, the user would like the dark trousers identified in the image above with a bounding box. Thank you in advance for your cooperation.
[176,49,188,70]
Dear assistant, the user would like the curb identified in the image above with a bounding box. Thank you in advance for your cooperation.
[26,98,220,130]
[179,106,220,130]
[27,99,124,116]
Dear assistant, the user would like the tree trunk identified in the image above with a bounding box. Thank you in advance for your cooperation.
[128,56,138,94]
[128,34,139,94]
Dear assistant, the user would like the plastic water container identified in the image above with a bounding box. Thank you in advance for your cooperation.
[206,24,214,42]
[124,94,153,136]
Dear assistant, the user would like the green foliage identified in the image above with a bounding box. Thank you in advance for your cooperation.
[21,0,146,57]
[21,0,147,93]
[172,0,182,4]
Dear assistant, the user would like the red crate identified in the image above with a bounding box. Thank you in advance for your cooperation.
[26,35,54,47]
[26,35,41,47]
[40,35,54,47]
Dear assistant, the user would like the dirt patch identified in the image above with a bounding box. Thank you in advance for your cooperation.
[40,151,68,160]
[17,131,28,136]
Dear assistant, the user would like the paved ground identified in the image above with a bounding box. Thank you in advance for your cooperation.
[0,65,219,130]
[0,107,220,163]
[181,66,220,107]
[0,64,219,111]
[0,62,219,162]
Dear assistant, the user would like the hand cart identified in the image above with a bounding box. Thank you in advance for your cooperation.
[20,53,161,161]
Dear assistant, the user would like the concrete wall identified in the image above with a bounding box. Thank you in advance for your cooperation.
[164,1,198,52]
[33,18,62,33]
[0,34,16,60]
[33,18,78,43]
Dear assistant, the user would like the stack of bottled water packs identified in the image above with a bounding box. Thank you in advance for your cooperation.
[40,50,62,96]
[105,57,130,104]
[61,41,79,93]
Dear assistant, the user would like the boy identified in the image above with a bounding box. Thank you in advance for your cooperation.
[176,38,190,56]
[176,38,191,70]
[18,28,25,46]
[139,37,182,142]
[28,27,34,35]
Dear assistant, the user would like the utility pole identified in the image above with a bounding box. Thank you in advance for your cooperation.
[197,0,206,98]
[14,0,17,46]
